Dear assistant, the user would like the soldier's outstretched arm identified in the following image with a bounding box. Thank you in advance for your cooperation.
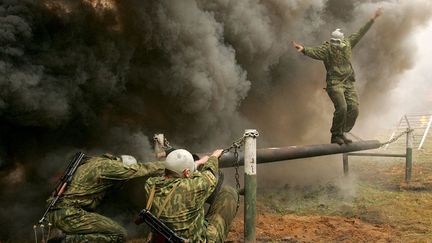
[186,150,223,202]
[349,7,383,48]
[292,41,304,52]
[302,43,329,60]
[100,160,165,180]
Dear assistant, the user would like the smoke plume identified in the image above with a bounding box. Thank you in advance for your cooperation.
[0,0,431,240]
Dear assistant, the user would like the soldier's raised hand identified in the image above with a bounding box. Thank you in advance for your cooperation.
[211,149,224,158]
[291,41,304,52]
[372,7,383,20]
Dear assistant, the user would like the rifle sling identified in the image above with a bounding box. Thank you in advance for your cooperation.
[145,181,180,242]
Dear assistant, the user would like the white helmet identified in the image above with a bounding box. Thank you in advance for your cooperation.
[165,149,195,175]
[331,28,344,40]
[120,155,137,166]
[330,28,346,47]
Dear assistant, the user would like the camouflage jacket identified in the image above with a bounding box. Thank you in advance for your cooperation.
[302,19,374,84]
[144,156,218,242]
[54,154,164,210]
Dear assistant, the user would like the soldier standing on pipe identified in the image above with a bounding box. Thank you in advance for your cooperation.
[292,7,383,145]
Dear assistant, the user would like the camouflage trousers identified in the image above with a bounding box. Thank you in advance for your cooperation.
[206,186,239,243]
[326,80,359,136]
[47,207,127,242]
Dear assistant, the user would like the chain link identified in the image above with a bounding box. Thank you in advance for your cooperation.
[222,131,259,192]
[233,148,241,192]
[163,138,172,150]
[380,128,414,147]
[222,135,247,192]
[153,135,173,150]
[244,130,259,138]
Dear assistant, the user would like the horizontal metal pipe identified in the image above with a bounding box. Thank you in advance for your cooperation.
[220,140,381,168]
[347,152,406,158]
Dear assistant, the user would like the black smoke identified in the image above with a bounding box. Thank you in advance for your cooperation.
[1,0,431,240]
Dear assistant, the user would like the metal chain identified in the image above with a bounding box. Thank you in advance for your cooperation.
[222,131,259,192]
[244,130,259,138]
[233,147,241,192]
[222,135,248,192]
[153,135,173,150]
[163,138,172,150]
[380,128,414,147]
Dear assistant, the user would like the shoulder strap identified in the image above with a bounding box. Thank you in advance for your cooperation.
[146,184,156,210]
[144,181,180,243]
[157,182,180,217]
[145,181,180,216]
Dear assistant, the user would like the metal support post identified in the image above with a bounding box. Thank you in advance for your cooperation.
[343,153,349,176]
[405,129,413,181]
[244,129,258,243]
[154,134,165,160]
[418,115,432,150]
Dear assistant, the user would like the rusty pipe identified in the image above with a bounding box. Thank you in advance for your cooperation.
[219,140,381,168]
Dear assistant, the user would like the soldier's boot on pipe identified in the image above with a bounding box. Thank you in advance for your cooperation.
[331,135,345,145]
[341,134,352,144]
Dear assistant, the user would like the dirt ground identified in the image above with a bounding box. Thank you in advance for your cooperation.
[227,204,397,242]
[228,214,396,242]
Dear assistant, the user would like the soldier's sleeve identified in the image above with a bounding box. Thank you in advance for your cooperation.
[188,156,219,202]
[348,19,374,48]
[99,160,164,180]
[201,156,218,176]
[302,43,328,60]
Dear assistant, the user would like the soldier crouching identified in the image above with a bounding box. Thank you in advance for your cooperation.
[46,154,164,242]
[143,149,239,242]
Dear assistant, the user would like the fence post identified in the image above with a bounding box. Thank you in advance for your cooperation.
[244,129,258,243]
[343,153,349,176]
[405,129,413,182]
[154,134,165,160]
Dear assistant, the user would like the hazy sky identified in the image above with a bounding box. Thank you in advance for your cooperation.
[391,19,432,117]
[353,18,432,134]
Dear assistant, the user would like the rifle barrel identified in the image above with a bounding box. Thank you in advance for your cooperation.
[38,152,85,224]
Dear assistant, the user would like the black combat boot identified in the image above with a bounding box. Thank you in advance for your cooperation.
[331,135,344,145]
[341,134,352,144]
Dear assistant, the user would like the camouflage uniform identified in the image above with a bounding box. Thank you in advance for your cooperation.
[144,156,239,242]
[47,154,164,242]
[302,19,375,137]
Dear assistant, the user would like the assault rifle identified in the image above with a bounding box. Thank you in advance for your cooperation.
[38,152,85,224]
[135,209,188,243]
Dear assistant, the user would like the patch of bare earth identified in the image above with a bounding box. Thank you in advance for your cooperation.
[227,210,397,242]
